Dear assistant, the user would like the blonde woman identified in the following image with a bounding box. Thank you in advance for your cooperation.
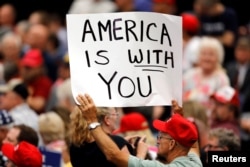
[69,107,133,167]
[38,111,71,167]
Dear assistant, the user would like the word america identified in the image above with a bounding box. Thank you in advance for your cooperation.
[212,155,246,163]
[81,18,172,45]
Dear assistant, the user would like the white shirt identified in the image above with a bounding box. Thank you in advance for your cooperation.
[9,103,39,131]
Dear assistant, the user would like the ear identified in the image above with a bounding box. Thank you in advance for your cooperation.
[104,115,110,125]
[169,140,176,150]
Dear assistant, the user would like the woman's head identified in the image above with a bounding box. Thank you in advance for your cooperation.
[38,112,65,144]
[197,37,224,73]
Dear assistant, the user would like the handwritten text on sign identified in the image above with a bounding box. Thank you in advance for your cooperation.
[66,12,182,107]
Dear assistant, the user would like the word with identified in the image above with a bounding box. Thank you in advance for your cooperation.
[128,49,174,72]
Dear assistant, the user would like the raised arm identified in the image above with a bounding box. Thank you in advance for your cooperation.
[76,94,129,167]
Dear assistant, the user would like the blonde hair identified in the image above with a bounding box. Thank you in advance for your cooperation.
[69,107,91,146]
[69,107,112,146]
[183,100,208,126]
[38,112,65,144]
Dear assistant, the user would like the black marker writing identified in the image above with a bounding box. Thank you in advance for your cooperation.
[98,71,152,99]
[81,18,172,46]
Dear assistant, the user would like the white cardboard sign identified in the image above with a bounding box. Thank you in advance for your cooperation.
[66,12,182,107]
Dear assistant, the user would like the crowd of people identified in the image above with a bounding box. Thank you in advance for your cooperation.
[0,0,249,167]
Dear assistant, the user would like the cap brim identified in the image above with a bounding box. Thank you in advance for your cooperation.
[1,143,15,161]
[210,94,228,104]
[153,120,167,132]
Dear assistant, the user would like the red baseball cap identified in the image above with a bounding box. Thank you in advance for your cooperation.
[153,114,198,147]
[1,141,43,167]
[210,86,240,107]
[21,49,44,68]
[182,12,200,33]
[114,112,149,134]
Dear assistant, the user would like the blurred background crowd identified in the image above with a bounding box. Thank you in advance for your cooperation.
[0,0,250,167]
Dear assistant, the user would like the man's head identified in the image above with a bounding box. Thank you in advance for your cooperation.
[152,0,177,14]
[153,114,198,159]
[3,124,39,146]
[114,112,149,134]
[202,127,240,164]
[0,80,29,111]
[97,107,120,134]
[234,36,250,64]
[20,49,44,69]
[204,127,240,152]
[194,0,220,15]
[0,3,16,27]
[0,32,22,64]
[26,23,49,50]
[113,112,156,146]
[20,49,45,82]
[210,86,240,121]
[182,12,200,36]
[1,141,43,167]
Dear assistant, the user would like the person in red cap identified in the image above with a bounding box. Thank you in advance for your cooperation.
[181,12,201,73]
[114,112,156,146]
[20,48,53,114]
[209,85,241,137]
[113,112,157,160]
[75,94,202,167]
[1,141,43,167]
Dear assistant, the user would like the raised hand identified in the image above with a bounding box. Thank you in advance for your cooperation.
[171,100,183,116]
[76,94,98,123]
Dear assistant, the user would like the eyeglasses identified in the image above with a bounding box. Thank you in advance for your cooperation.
[157,134,173,141]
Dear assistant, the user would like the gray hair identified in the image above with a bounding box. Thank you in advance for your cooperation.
[198,36,224,66]
[209,128,240,151]
[0,32,22,49]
